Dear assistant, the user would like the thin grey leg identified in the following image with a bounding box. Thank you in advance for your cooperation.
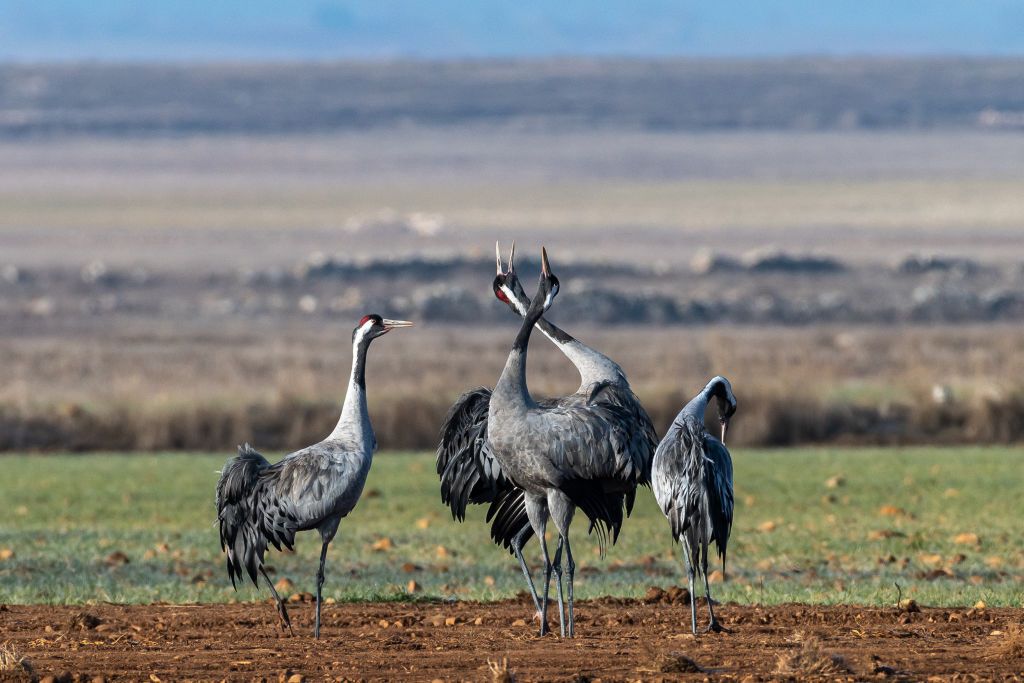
[701,551,728,633]
[260,566,293,635]
[681,543,698,635]
[538,527,552,637]
[552,536,566,638]
[314,541,329,639]
[511,524,542,615]
[565,535,575,638]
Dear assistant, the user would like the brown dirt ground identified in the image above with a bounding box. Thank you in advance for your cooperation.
[1,599,1022,682]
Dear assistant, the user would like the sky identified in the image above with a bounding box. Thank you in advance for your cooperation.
[1,1,1024,61]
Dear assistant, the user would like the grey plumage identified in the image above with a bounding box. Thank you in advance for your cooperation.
[436,243,656,557]
[652,375,737,635]
[486,247,652,638]
[216,314,412,638]
[436,386,510,522]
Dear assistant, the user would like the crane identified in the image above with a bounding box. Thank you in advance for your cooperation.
[652,375,736,635]
[436,243,656,628]
[486,248,650,637]
[216,314,412,638]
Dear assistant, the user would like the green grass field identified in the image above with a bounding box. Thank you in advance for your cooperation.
[1,449,1022,607]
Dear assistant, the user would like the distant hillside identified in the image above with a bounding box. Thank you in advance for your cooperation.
[1,58,1023,137]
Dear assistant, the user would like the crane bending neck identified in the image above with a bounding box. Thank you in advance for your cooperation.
[681,377,727,421]
[510,295,623,390]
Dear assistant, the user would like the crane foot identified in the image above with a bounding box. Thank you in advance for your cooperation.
[702,620,730,634]
[277,603,294,636]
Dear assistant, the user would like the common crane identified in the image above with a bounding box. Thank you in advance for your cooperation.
[652,375,736,635]
[436,244,656,628]
[216,314,412,638]
[486,248,650,637]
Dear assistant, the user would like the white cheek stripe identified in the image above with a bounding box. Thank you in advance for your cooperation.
[354,319,375,344]
[501,286,529,316]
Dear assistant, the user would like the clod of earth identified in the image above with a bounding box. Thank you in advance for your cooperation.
[879,504,909,517]
[649,651,704,674]
[898,599,920,613]
[868,529,905,540]
[953,532,980,546]
[371,537,394,551]
[104,551,130,567]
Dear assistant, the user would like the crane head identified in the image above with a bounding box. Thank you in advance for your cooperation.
[538,246,560,312]
[492,241,531,316]
[710,376,737,444]
[352,314,414,343]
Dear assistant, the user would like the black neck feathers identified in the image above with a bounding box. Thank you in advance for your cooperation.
[513,286,548,352]
[352,336,370,389]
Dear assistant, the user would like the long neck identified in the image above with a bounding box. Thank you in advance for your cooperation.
[495,296,546,408]
[513,297,625,388]
[330,336,372,441]
[539,321,625,388]
[680,381,715,422]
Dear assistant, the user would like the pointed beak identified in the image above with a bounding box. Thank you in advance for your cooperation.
[495,241,503,275]
[508,240,516,273]
[720,418,730,445]
[540,246,550,277]
[382,319,414,332]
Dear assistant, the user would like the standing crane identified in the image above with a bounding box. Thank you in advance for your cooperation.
[652,376,737,635]
[486,248,650,637]
[436,243,656,627]
[216,314,412,638]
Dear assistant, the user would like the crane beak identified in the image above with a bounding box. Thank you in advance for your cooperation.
[720,418,730,445]
[508,240,516,273]
[381,319,414,332]
[495,241,503,275]
[540,246,551,277]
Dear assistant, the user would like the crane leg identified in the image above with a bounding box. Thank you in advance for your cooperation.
[552,536,566,638]
[314,540,329,639]
[701,553,729,634]
[538,528,553,637]
[260,566,293,636]
[511,524,542,616]
[681,543,698,635]
[564,535,575,638]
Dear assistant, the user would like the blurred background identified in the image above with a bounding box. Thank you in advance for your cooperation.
[3,1,1024,452]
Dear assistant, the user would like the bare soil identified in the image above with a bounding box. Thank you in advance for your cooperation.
[1,600,1021,681]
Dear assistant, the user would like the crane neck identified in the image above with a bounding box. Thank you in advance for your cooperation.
[512,296,626,389]
[495,292,547,408]
[330,333,373,442]
[680,377,728,423]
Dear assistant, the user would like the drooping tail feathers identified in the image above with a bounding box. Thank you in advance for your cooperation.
[485,482,627,558]
[215,443,296,589]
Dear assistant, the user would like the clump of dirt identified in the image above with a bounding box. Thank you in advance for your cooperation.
[775,633,853,678]
[103,551,130,567]
[67,612,102,631]
[651,651,704,674]
[642,585,691,605]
